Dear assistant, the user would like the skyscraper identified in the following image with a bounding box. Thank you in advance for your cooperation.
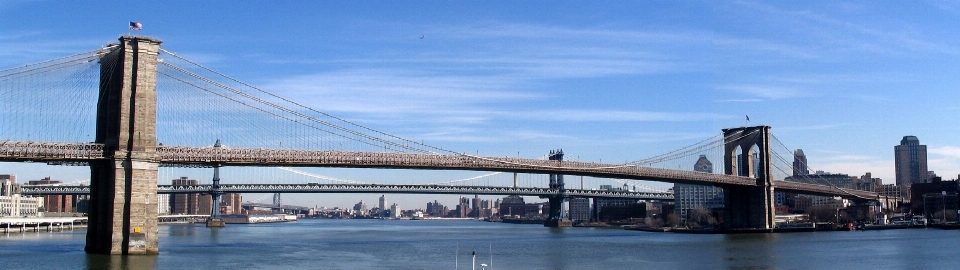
[895,136,928,188]
[379,195,386,217]
[793,149,808,176]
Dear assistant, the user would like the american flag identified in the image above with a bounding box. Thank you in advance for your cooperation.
[129,22,143,31]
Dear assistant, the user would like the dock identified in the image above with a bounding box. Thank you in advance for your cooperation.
[1,217,87,233]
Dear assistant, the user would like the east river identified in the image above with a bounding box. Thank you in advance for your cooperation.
[2,219,959,269]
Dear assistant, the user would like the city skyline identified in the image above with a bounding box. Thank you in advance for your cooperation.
[2,1,960,208]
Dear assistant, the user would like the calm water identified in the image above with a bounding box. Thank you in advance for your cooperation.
[2,219,959,269]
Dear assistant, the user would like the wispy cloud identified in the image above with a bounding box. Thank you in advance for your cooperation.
[732,0,960,57]
[499,109,727,122]
[717,84,810,100]
[0,35,113,67]
[930,146,960,159]
[262,69,538,115]
[716,98,762,103]
[778,124,848,132]
[258,22,711,81]
[929,146,960,178]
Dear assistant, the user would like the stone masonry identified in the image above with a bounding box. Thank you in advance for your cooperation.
[86,36,162,255]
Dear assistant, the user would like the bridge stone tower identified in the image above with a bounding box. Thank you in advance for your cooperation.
[721,126,775,231]
[86,36,162,254]
[544,149,572,227]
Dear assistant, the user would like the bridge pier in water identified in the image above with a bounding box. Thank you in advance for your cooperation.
[86,36,162,254]
[720,126,775,231]
[544,150,572,227]
[206,141,226,228]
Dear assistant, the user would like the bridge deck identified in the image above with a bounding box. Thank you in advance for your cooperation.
[20,184,674,200]
[1,141,877,200]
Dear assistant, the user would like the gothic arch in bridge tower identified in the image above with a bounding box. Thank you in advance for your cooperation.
[720,126,775,231]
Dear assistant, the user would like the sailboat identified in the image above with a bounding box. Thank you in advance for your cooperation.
[454,243,493,270]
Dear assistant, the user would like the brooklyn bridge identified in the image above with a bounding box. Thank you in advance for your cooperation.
[1,36,879,255]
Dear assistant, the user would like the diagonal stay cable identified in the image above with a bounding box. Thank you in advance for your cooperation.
[159,62,433,154]
[159,49,459,155]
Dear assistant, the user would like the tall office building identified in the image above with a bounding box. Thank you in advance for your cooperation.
[390,203,400,218]
[793,149,808,176]
[895,136,928,188]
[673,155,724,221]
[379,195,386,217]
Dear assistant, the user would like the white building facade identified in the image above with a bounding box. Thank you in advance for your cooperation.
[0,194,44,217]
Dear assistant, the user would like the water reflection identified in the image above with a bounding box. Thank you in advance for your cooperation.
[86,254,157,270]
[719,233,778,269]
[166,224,198,236]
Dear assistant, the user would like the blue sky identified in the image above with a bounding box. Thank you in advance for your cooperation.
[3,1,960,208]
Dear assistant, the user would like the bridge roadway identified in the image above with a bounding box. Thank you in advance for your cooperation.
[19,184,674,200]
[0,141,876,200]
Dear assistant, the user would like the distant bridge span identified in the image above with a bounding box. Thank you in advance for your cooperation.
[20,184,674,200]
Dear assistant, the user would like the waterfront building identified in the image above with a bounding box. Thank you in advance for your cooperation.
[198,194,213,215]
[909,179,958,215]
[157,194,170,214]
[171,177,202,214]
[810,196,848,208]
[877,184,907,198]
[895,136,928,189]
[220,193,244,215]
[498,195,542,218]
[594,198,640,221]
[0,194,43,217]
[568,197,590,223]
[673,155,724,222]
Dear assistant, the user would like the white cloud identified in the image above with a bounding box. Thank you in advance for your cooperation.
[778,124,848,132]
[929,146,960,179]
[716,99,763,103]
[718,84,810,100]
[930,146,960,159]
